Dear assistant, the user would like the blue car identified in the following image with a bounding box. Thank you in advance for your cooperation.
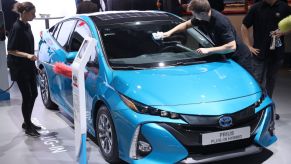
[37,11,277,163]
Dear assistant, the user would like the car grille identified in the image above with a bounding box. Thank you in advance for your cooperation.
[158,108,266,148]
[186,136,255,155]
[180,104,257,128]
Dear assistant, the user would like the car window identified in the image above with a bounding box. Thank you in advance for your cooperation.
[52,23,62,39]
[68,20,92,52]
[48,24,55,34]
[99,21,221,69]
[56,20,76,48]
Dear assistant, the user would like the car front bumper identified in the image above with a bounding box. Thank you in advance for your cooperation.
[130,106,277,164]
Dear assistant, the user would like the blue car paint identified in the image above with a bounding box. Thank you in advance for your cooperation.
[37,12,277,164]
[42,62,74,116]
[254,106,277,147]
[132,123,189,164]
[112,60,259,106]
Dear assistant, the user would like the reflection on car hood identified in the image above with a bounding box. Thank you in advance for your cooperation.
[112,60,260,106]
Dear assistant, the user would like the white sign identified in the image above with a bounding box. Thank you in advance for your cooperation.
[71,37,97,164]
[202,126,250,146]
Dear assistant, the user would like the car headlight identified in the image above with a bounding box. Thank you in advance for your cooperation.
[120,94,180,119]
[254,89,267,108]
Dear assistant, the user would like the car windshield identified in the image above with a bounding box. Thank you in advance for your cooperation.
[98,20,224,70]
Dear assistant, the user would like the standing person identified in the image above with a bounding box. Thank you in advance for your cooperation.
[162,0,188,16]
[208,0,224,12]
[76,0,98,14]
[241,0,291,119]
[2,0,19,36]
[162,0,253,74]
[7,1,41,137]
[91,0,102,11]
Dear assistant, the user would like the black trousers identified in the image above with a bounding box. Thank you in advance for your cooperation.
[15,72,38,127]
[252,49,284,98]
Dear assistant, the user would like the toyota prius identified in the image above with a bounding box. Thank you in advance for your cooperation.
[37,11,277,163]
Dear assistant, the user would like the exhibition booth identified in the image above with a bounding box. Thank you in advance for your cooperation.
[1,0,291,164]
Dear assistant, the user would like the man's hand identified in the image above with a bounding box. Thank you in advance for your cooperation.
[162,31,171,38]
[270,29,284,38]
[196,48,210,55]
[247,46,260,56]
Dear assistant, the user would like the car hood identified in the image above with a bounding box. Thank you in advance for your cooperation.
[111,60,260,107]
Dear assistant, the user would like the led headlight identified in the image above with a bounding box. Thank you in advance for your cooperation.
[120,94,180,119]
[254,89,267,108]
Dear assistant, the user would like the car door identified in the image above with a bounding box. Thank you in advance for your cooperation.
[46,19,77,113]
[61,20,96,114]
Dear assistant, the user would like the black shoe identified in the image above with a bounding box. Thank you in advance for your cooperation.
[25,127,40,137]
[22,123,42,130]
[275,114,280,120]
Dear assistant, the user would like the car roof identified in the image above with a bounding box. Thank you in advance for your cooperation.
[80,11,181,26]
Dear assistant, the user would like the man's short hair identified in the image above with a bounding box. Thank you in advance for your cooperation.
[188,0,211,13]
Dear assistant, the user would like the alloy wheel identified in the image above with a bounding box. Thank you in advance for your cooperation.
[40,72,49,104]
[98,113,113,154]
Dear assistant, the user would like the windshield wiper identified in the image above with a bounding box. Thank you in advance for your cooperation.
[111,65,146,70]
[175,43,194,52]
[171,60,207,66]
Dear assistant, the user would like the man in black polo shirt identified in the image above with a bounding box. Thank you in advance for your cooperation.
[163,0,253,73]
[241,0,291,119]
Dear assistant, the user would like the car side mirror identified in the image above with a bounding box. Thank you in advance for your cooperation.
[66,51,77,63]
[86,61,99,68]
[86,61,99,74]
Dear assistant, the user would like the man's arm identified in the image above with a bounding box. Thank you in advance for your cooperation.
[241,24,260,55]
[163,20,192,38]
[196,40,236,55]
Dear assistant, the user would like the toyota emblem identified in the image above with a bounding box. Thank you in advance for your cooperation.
[219,116,233,128]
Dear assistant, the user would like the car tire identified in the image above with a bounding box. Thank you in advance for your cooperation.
[95,105,120,163]
[39,69,58,109]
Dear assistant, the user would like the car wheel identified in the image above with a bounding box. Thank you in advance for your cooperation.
[96,105,120,163]
[39,69,58,109]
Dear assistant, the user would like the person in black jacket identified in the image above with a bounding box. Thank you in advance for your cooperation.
[208,0,224,12]
[2,0,19,36]
[7,1,41,137]
[162,0,188,16]
[76,0,99,14]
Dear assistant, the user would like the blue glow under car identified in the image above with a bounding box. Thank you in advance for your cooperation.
[37,11,277,163]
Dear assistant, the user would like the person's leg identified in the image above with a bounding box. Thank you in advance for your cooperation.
[16,73,40,137]
[250,56,265,85]
[26,74,38,122]
[16,76,33,126]
[265,51,284,98]
[265,49,284,120]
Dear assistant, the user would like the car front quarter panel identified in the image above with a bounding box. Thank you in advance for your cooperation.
[254,106,277,147]
[99,88,187,162]
[131,123,188,164]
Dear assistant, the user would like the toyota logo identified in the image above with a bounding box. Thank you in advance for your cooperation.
[219,116,233,128]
